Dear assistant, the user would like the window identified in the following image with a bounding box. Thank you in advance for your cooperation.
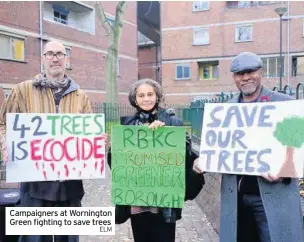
[198,61,219,80]
[227,1,263,8]
[137,31,154,46]
[4,90,11,100]
[292,56,304,77]
[0,34,25,61]
[176,64,191,80]
[238,1,258,8]
[235,25,252,42]
[193,28,209,45]
[193,1,209,11]
[44,2,95,34]
[261,57,284,78]
[53,5,69,25]
[65,47,71,69]
[258,1,277,5]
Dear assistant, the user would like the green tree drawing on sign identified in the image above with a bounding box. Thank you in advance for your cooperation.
[273,116,304,177]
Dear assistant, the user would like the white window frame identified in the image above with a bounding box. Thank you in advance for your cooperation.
[0,32,25,61]
[175,63,191,80]
[292,56,304,77]
[53,10,68,25]
[262,56,284,78]
[193,28,209,45]
[4,89,11,100]
[193,1,210,12]
[235,25,253,42]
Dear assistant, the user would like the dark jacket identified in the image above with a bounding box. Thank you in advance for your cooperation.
[108,108,205,224]
[220,86,304,242]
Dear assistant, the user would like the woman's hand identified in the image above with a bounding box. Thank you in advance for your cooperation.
[148,120,165,130]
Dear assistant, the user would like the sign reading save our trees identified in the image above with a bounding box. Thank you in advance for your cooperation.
[198,100,304,178]
[6,113,106,182]
[111,126,186,208]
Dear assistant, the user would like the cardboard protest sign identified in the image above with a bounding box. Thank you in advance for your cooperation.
[6,113,106,182]
[111,125,186,208]
[199,100,304,178]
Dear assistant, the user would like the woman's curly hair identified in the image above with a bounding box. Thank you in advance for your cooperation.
[128,78,164,108]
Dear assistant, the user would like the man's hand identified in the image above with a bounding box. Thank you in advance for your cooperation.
[102,133,110,151]
[261,173,283,183]
[1,142,8,165]
[193,158,204,174]
[149,120,165,130]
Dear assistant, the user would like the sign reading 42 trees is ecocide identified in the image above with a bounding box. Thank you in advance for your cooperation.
[6,113,106,182]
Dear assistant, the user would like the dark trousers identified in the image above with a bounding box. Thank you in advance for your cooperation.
[18,192,81,242]
[237,194,271,242]
[130,212,176,242]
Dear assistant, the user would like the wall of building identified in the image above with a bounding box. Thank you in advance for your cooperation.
[161,1,304,105]
[0,1,138,104]
[138,45,158,81]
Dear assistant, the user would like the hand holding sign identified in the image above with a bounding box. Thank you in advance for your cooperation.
[193,158,204,174]
[199,101,304,178]
[101,133,110,151]
[261,173,283,183]
[1,136,8,165]
[148,120,165,130]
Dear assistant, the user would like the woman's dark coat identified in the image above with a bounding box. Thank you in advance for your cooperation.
[108,108,205,224]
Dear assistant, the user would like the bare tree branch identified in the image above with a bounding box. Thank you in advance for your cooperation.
[95,1,127,105]
[114,1,127,30]
[95,1,112,35]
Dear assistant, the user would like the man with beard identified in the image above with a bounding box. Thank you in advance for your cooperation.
[0,40,92,242]
[193,52,304,242]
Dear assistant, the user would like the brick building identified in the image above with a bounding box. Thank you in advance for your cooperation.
[160,1,304,104]
[0,1,137,105]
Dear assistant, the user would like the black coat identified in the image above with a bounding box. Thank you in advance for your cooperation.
[108,108,205,224]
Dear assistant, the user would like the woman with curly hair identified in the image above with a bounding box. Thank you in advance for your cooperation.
[107,78,204,242]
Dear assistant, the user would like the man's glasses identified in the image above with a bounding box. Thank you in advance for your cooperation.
[43,51,66,60]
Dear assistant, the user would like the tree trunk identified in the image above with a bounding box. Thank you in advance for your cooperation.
[277,146,298,177]
[105,2,126,104]
[95,1,127,122]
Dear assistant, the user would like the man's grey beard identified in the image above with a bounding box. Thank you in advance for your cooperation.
[241,85,261,96]
[242,90,256,96]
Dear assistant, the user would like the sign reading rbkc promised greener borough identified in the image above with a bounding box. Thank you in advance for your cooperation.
[111,125,186,208]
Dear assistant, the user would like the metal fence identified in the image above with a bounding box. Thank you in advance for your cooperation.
[91,102,191,133]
